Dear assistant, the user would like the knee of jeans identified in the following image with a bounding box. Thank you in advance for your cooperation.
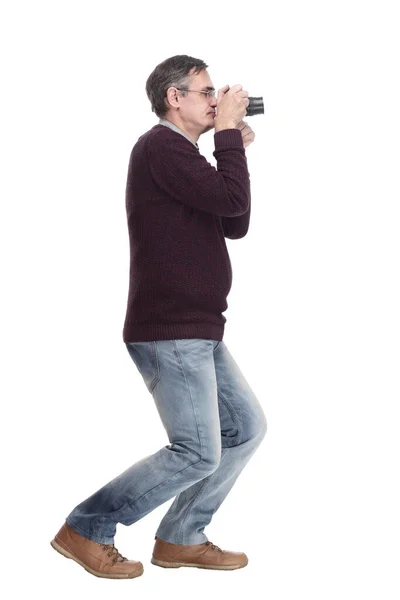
[258,417,268,441]
[249,415,267,443]
[260,414,268,436]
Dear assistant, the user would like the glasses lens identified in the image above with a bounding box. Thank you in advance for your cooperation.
[208,90,216,97]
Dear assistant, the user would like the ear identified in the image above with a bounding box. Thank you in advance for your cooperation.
[166,87,180,110]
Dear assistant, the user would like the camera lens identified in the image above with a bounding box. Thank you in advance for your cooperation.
[246,97,264,116]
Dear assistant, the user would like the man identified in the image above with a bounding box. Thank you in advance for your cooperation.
[50,54,267,579]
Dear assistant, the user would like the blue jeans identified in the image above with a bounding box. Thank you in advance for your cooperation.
[66,339,267,545]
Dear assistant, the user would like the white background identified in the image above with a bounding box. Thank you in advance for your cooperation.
[1,1,399,598]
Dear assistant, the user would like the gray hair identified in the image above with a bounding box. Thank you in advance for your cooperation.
[145,54,209,119]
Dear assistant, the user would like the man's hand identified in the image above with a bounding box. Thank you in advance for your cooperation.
[237,120,255,149]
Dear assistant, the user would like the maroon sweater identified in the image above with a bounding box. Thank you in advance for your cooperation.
[122,123,251,343]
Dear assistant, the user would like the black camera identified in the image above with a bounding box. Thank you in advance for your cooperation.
[246,97,264,116]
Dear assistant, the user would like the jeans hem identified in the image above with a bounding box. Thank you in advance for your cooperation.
[155,531,208,545]
[66,517,115,545]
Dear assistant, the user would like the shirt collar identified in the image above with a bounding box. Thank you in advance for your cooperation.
[158,118,199,150]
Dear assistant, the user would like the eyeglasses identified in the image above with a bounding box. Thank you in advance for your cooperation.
[176,88,216,98]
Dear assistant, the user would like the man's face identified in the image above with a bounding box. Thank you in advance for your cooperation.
[176,69,218,134]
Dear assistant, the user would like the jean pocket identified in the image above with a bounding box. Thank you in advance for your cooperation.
[125,342,160,394]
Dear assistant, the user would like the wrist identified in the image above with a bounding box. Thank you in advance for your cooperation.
[214,120,237,132]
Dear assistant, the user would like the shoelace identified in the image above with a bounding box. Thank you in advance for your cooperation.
[100,543,127,562]
[205,541,223,552]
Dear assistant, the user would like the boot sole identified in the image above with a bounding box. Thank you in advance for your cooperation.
[151,557,247,570]
[50,539,144,579]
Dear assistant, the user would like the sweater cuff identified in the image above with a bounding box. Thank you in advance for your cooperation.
[214,128,244,150]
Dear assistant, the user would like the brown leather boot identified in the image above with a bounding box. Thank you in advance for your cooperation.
[50,522,144,579]
[151,536,248,570]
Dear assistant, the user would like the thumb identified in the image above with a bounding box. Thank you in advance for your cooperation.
[217,84,230,103]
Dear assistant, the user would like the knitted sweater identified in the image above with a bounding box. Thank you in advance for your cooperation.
[122,119,251,343]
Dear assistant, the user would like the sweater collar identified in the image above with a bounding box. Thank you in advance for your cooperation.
[158,118,199,150]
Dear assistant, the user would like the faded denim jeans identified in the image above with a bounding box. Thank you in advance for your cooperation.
[66,339,267,545]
